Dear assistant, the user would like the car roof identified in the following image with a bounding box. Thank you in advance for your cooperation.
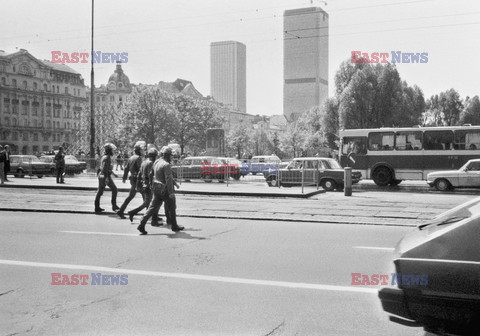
[292,157,335,161]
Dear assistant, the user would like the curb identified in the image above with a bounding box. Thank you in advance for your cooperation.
[0,184,325,198]
[0,207,416,228]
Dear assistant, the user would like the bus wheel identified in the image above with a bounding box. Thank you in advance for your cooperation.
[390,179,402,186]
[434,178,451,191]
[372,167,392,186]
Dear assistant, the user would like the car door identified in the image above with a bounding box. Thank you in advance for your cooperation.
[464,161,480,187]
[282,160,302,185]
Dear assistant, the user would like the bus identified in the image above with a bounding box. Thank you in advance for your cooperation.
[339,126,480,186]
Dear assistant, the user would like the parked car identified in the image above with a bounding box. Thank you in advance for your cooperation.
[172,156,217,182]
[379,197,480,335]
[9,155,53,178]
[427,158,480,191]
[215,158,249,180]
[39,155,87,175]
[264,157,361,190]
[248,155,281,175]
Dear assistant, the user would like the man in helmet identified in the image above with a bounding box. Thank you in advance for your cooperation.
[127,147,162,225]
[117,141,145,219]
[94,143,119,213]
[54,146,66,184]
[138,146,184,235]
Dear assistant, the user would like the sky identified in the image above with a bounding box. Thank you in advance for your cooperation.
[1,0,480,116]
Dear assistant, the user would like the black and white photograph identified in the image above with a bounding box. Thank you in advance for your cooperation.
[1,0,479,335]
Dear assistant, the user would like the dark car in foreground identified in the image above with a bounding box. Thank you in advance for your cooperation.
[9,155,53,178]
[379,198,480,335]
[263,157,361,190]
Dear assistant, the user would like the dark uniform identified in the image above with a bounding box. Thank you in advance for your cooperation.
[94,148,118,212]
[138,147,183,235]
[54,149,65,183]
[128,155,161,224]
[117,152,142,217]
[3,145,10,181]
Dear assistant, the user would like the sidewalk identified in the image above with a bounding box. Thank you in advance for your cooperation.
[0,175,325,198]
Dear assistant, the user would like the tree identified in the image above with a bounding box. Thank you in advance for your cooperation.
[459,96,480,125]
[423,89,464,126]
[280,121,305,158]
[121,85,175,148]
[226,123,250,158]
[335,59,425,130]
[322,98,340,150]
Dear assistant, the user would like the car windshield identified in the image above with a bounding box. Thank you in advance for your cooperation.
[419,197,480,230]
[25,156,41,163]
[65,155,78,162]
[324,159,342,169]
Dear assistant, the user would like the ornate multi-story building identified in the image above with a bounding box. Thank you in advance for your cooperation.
[0,49,87,154]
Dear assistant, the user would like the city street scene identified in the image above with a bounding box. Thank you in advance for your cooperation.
[1,0,480,335]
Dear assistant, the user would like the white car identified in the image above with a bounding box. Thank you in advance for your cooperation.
[427,159,480,191]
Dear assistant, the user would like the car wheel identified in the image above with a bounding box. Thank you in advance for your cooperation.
[50,168,56,176]
[203,174,213,183]
[37,175,43,178]
[434,178,451,191]
[321,179,337,191]
[16,169,25,178]
[233,174,240,180]
[372,166,392,186]
[267,176,277,187]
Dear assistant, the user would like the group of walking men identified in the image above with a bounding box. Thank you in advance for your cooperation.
[94,141,184,235]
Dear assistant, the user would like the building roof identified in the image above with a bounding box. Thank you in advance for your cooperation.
[41,59,80,74]
[107,63,131,91]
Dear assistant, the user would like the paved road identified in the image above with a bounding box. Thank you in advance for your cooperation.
[0,187,476,226]
[1,211,427,336]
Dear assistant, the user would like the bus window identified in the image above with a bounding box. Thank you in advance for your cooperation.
[454,130,480,150]
[342,137,367,155]
[395,131,422,150]
[424,131,454,150]
[368,132,394,151]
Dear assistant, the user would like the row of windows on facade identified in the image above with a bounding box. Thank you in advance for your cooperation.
[6,63,82,84]
[0,77,84,96]
[88,95,124,103]
[1,104,81,119]
[2,117,79,130]
[1,131,69,142]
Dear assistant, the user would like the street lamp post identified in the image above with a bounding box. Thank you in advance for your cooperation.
[89,0,96,166]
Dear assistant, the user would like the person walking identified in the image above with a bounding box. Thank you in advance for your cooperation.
[137,146,184,235]
[128,147,162,225]
[94,143,119,213]
[117,142,144,219]
[115,153,123,171]
[0,145,5,185]
[3,145,11,182]
[54,146,66,184]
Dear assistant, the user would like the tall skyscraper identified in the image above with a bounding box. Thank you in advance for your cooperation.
[210,41,246,113]
[284,7,329,121]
